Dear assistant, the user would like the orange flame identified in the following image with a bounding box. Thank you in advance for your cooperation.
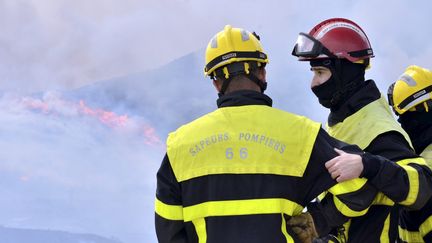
[22,98,50,114]
[78,100,128,128]
[19,95,162,146]
[143,125,162,146]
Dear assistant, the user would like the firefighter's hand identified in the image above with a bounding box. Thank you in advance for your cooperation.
[287,212,318,243]
[325,148,364,182]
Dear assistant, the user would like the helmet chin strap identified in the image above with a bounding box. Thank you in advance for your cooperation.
[246,73,267,92]
[218,76,233,97]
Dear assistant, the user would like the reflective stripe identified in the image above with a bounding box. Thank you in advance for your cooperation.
[368,158,426,206]
[396,157,426,206]
[328,178,367,195]
[155,198,184,221]
[317,192,327,201]
[281,214,295,243]
[192,218,207,243]
[397,157,428,167]
[399,226,424,243]
[327,96,412,149]
[333,196,369,217]
[398,166,420,206]
[168,105,321,182]
[372,192,394,206]
[380,214,391,243]
[398,84,432,112]
[182,198,304,222]
[419,146,432,240]
[420,216,432,239]
[340,220,351,241]
[326,95,416,241]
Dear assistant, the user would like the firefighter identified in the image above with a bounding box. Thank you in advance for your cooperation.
[290,18,432,242]
[388,65,432,242]
[153,25,412,243]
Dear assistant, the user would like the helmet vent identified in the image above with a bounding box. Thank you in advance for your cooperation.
[241,30,250,41]
[210,37,218,48]
[399,74,417,86]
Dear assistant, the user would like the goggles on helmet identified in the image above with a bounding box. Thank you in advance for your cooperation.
[292,32,336,59]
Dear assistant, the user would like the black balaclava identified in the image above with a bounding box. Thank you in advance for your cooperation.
[398,110,432,153]
[310,58,366,110]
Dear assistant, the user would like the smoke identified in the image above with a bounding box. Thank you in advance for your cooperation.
[0,91,163,242]
[1,0,431,94]
[0,0,204,93]
[1,1,432,242]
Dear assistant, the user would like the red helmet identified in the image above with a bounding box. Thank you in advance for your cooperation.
[292,18,374,63]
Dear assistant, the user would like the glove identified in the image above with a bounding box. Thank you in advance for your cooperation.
[287,212,318,243]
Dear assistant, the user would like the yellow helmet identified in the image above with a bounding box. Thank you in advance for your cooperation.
[204,25,269,79]
[388,65,432,115]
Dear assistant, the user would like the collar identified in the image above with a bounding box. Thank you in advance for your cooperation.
[400,112,432,154]
[216,90,273,108]
[328,80,381,126]
[412,125,432,154]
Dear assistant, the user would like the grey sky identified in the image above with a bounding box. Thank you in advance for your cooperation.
[1,0,431,93]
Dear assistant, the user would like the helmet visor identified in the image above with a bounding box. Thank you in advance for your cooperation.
[292,33,335,58]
